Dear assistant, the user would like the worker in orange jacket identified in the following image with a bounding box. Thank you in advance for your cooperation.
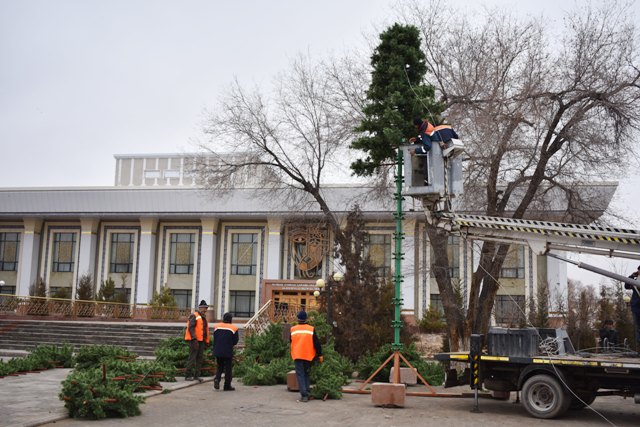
[184,300,210,382]
[290,310,322,402]
[409,117,459,185]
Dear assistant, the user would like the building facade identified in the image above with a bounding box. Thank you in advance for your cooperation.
[0,154,616,323]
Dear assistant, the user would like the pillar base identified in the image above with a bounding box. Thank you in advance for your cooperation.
[389,367,417,385]
[371,382,406,407]
[287,370,299,391]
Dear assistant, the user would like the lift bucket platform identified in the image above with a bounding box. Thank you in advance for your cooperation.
[400,140,464,203]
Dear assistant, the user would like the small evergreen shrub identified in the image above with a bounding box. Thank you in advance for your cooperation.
[149,285,178,319]
[97,278,116,301]
[418,305,447,333]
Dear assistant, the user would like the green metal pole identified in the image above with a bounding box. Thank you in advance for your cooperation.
[392,147,404,350]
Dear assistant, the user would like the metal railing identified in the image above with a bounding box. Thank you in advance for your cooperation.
[243,299,306,337]
[0,293,192,321]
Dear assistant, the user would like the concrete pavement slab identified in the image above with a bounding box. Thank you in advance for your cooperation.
[3,369,640,427]
[0,368,71,427]
[0,367,213,427]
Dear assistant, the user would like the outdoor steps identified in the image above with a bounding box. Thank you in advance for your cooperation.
[0,319,184,357]
[0,319,246,357]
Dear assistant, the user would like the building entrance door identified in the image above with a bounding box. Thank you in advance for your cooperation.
[262,280,320,316]
[272,289,320,314]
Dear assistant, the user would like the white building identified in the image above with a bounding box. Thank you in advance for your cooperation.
[0,153,616,323]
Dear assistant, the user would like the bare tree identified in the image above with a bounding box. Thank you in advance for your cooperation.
[566,280,599,350]
[397,0,640,347]
[196,53,368,230]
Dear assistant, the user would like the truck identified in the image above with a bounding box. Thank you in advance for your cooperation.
[401,137,640,418]
[435,328,640,419]
[421,204,640,419]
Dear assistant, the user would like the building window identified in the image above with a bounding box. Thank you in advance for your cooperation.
[50,286,71,299]
[500,245,525,278]
[229,290,255,317]
[163,170,180,179]
[429,235,460,278]
[114,287,132,303]
[447,236,460,278]
[364,233,392,278]
[0,232,20,272]
[170,289,192,309]
[494,295,526,325]
[110,233,134,273]
[429,294,444,315]
[144,170,161,179]
[0,285,16,295]
[52,232,76,273]
[169,233,195,274]
[231,233,257,275]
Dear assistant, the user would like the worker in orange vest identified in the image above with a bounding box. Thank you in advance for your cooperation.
[290,310,322,402]
[409,117,459,185]
[212,312,239,391]
[184,299,210,382]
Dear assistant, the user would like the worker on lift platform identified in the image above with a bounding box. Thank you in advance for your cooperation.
[409,117,460,185]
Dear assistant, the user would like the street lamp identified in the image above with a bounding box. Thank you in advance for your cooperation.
[314,279,325,297]
[315,274,344,328]
[329,272,344,328]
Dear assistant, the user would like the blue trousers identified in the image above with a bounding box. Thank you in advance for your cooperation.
[632,310,640,346]
[294,359,312,398]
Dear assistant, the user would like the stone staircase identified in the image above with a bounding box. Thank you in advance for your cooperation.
[0,319,187,357]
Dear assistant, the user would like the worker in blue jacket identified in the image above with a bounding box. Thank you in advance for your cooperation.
[626,266,640,347]
[212,312,239,391]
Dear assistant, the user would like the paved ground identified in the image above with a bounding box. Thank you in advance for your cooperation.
[3,368,639,427]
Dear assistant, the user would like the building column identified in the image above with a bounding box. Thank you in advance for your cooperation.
[136,218,158,304]
[419,224,429,319]
[76,218,99,299]
[17,218,42,296]
[402,219,416,320]
[545,251,567,316]
[266,218,282,280]
[464,238,474,310]
[199,218,219,312]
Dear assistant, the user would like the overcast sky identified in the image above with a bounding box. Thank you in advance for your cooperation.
[1,0,639,285]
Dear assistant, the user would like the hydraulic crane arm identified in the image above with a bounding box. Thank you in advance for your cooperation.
[431,212,640,260]
[427,211,640,286]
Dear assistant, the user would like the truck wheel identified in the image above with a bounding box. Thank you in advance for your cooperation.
[569,391,597,410]
[522,374,570,419]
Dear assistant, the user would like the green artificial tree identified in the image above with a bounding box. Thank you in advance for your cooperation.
[351,23,442,176]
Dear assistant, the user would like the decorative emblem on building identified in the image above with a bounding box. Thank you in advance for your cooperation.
[288,225,328,278]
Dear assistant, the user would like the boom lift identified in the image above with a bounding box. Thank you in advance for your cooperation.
[402,136,640,419]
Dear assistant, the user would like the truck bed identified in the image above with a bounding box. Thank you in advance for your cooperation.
[435,351,640,369]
